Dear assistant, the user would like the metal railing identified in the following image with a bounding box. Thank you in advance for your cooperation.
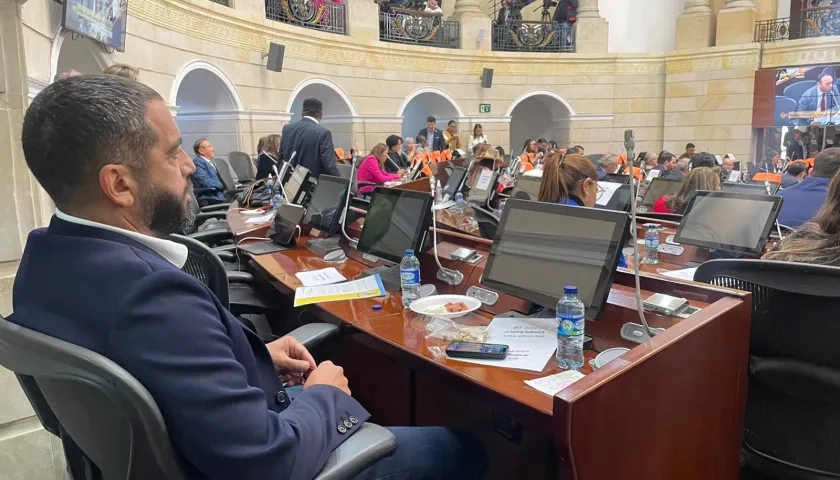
[379,10,460,49]
[755,0,840,42]
[266,0,348,35]
[491,21,575,53]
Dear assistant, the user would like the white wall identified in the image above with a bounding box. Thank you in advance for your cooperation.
[599,0,686,53]
[778,0,790,18]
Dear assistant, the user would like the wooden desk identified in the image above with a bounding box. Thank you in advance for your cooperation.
[228,205,752,480]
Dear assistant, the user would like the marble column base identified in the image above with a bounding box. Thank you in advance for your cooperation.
[574,17,609,54]
[676,10,715,50]
[715,6,757,46]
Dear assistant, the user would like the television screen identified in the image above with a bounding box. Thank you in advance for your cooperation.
[774,65,840,126]
[63,0,128,52]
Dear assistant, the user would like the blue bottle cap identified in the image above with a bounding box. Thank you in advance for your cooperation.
[372,304,382,311]
[564,286,578,294]
[404,249,414,256]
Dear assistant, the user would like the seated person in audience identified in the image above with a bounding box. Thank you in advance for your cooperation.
[778,148,840,227]
[424,0,443,16]
[190,137,226,206]
[468,124,488,152]
[755,150,782,175]
[443,120,460,150]
[256,136,267,157]
[764,169,840,266]
[256,133,281,180]
[415,135,429,156]
[653,166,720,214]
[385,135,408,173]
[538,153,627,267]
[12,75,485,480]
[596,154,619,181]
[643,152,659,171]
[781,160,807,189]
[666,157,690,181]
[403,136,417,161]
[720,155,736,182]
[690,151,717,170]
[653,151,676,173]
[357,143,405,195]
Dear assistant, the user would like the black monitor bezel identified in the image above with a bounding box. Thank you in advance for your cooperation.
[480,199,630,319]
[303,175,350,236]
[604,173,632,184]
[444,166,469,198]
[722,182,770,195]
[357,187,434,264]
[597,183,633,213]
[467,170,499,206]
[285,165,311,204]
[746,180,781,194]
[639,177,683,208]
[674,190,784,255]
[510,176,542,201]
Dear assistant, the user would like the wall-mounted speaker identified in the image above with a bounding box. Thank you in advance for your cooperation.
[481,68,493,88]
[266,43,285,72]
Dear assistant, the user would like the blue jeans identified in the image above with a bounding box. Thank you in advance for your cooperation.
[286,386,487,479]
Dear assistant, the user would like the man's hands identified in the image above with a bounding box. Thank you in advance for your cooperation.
[267,336,351,395]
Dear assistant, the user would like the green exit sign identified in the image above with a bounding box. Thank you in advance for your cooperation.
[479,104,491,113]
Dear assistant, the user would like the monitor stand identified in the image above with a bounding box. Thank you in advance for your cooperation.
[360,264,402,293]
[496,304,555,319]
[305,236,342,257]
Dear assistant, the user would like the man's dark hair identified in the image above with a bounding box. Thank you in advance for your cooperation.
[686,143,695,150]
[385,135,401,149]
[813,148,840,178]
[193,138,208,155]
[22,74,162,209]
[786,161,807,177]
[573,145,584,153]
[818,73,834,82]
[537,138,547,143]
[658,151,675,165]
[690,152,716,169]
[426,116,436,123]
[302,98,323,118]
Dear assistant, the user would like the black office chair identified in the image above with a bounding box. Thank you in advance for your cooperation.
[336,163,353,181]
[0,317,397,480]
[228,151,256,183]
[470,207,500,240]
[214,158,245,199]
[637,212,683,223]
[694,259,840,479]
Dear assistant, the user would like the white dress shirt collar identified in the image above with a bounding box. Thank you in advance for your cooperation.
[55,209,189,268]
[304,116,320,125]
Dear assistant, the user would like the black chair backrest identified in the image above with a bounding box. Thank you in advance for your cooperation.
[694,259,840,478]
[336,163,353,181]
[183,194,202,235]
[470,207,500,240]
[213,158,238,192]
[168,234,230,309]
[0,316,190,480]
[228,151,255,182]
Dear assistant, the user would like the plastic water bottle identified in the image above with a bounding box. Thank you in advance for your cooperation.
[400,249,421,308]
[451,192,466,213]
[644,223,660,264]
[556,286,585,370]
[497,198,507,217]
[435,180,443,203]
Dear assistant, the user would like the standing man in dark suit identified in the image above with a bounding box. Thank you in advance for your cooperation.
[280,98,340,179]
[13,75,486,480]
[417,116,446,151]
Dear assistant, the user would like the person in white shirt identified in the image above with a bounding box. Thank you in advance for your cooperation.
[424,0,442,16]
[468,124,488,153]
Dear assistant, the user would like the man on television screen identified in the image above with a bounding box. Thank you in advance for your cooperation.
[798,73,840,124]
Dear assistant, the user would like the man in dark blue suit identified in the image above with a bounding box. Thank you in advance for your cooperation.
[280,98,341,179]
[190,138,226,206]
[778,148,840,228]
[417,116,446,151]
[12,75,485,480]
[797,74,840,123]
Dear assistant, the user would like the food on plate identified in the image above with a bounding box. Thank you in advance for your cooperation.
[422,300,471,315]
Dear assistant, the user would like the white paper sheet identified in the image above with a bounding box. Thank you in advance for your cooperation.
[727,170,741,182]
[245,213,275,224]
[293,274,385,307]
[525,370,586,397]
[646,169,662,181]
[475,169,494,190]
[294,267,347,287]
[595,181,623,206]
[661,267,698,282]
[523,169,543,178]
[450,317,557,372]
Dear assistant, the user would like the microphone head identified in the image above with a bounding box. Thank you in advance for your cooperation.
[623,130,635,152]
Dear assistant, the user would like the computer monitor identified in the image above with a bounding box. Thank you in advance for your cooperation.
[443,166,468,200]
[674,191,784,255]
[284,165,311,204]
[303,175,349,236]
[596,183,633,213]
[639,177,682,210]
[481,199,631,319]
[356,187,434,264]
[467,169,498,207]
[747,180,781,194]
[510,176,542,201]
[604,173,631,184]
[722,182,770,196]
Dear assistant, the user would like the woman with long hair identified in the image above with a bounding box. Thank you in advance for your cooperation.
[468,124,488,152]
[255,134,281,180]
[537,152,626,267]
[356,143,405,195]
[764,170,840,265]
[653,167,720,214]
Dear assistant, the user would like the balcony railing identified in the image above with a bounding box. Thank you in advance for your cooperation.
[379,9,460,49]
[491,21,575,53]
[755,0,840,42]
[266,0,348,35]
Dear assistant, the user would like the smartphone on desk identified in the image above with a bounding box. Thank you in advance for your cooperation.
[446,341,509,360]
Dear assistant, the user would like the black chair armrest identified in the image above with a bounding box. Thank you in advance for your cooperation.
[227,271,253,284]
[212,244,238,253]
[286,323,340,350]
[189,229,233,245]
[195,211,227,222]
[314,423,397,480]
[200,203,232,212]
[216,251,237,262]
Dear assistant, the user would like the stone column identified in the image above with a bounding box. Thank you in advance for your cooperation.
[676,0,715,50]
[716,0,757,45]
[574,0,609,54]
[452,0,492,51]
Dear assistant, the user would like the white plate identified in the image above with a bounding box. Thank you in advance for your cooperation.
[241,209,267,215]
[409,294,481,318]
